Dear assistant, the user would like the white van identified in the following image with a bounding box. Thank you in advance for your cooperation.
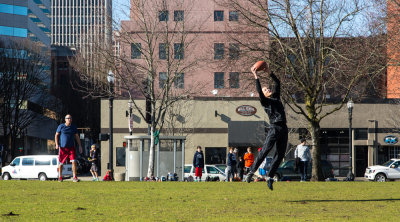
[1,155,73,181]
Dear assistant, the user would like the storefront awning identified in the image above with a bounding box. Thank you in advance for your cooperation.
[228,121,267,147]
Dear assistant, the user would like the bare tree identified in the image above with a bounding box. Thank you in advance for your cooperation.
[217,0,386,180]
[0,38,50,163]
[71,0,208,177]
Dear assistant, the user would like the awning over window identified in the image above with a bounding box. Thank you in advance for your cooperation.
[228,121,267,147]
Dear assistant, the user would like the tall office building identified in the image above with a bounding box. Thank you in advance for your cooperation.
[51,0,112,49]
[50,0,112,152]
[0,0,59,157]
[0,0,51,46]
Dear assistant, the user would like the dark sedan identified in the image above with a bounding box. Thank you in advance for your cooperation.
[274,159,334,181]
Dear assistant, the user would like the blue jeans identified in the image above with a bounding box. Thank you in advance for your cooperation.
[226,165,236,182]
[300,161,308,181]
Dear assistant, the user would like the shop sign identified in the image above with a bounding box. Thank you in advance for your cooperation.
[236,105,257,116]
[384,135,398,145]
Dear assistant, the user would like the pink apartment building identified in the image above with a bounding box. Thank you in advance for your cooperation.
[119,0,268,98]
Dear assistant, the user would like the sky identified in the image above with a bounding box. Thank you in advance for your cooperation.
[111,0,385,36]
[113,0,131,25]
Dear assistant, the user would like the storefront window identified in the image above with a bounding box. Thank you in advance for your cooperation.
[389,146,400,159]
[205,147,226,164]
[354,128,368,140]
[320,129,350,176]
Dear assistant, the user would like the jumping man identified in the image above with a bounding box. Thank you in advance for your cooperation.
[247,65,288,191]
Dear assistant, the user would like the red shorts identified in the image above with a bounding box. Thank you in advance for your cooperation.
[195,167,202,177]
[59,147,76,164]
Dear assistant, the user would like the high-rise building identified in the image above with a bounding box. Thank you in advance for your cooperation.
[50,0,111,152]
[51,0,112,49]
[0,0,51,46]
[0,0,59,158]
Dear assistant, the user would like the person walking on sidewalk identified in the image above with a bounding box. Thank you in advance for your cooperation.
[246,64,288,191]
[193,146,204,182]
[295,138,311,182]
[55,114,83,182]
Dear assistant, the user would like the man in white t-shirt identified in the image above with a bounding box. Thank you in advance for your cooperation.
[294,138,311,182]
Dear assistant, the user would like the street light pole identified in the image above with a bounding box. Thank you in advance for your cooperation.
[107,70,114,180]
[346,99,354,181]
[128,100,133,135]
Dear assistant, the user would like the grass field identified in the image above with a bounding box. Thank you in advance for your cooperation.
[0,180,399,221]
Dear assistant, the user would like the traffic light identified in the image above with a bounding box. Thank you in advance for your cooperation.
[99,133,109,141]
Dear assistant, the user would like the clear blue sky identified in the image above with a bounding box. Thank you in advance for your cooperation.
[112,0,383,36]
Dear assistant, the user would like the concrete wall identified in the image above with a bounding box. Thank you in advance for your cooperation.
[101,98,400,176]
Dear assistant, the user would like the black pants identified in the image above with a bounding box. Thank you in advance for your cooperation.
[238,169,244,180]
[250,123,288,178]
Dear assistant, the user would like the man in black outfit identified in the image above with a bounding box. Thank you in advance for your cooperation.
[246,64,288,191]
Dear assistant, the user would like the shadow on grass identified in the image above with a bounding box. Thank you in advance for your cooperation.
[287,198,400,203]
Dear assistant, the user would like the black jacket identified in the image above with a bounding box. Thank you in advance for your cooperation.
[227,152,237,166]
[193,151,204,168]
[237,159,245,170]
[256,72,286,125]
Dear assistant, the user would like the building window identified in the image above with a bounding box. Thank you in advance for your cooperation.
[159,10,169,21]
[174,73,184,89]
[116,147,125,166]
[214,72,224,88]
[159,43,167,60]
[319,129,350,177]
[159,72,167,88]
[229,43,239,59]
[389,147,400,159]
[214,10,224,21]
[131,43,141,59]
[0,26,28,38]
[214,43,224,60]
[0,3,28,16]
[174,43,184,60]
[229,72,239,88]
[174,10,184,21]
[205,147,226,164]
[229,11,239,21]
[354,128,368,140]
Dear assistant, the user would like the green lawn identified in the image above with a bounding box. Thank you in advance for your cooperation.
[0,180,398,221]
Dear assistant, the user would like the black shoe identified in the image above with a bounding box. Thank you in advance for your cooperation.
[246,172,254,183]
[267,178,274,191]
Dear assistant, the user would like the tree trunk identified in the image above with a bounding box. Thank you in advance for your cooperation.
[310,120,324,181]
[9,134,14,162]
[147,125,155,177]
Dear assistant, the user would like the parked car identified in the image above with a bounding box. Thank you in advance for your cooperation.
[1,155,73,181]
[184,164,226,181]
[274,159,334,181]
[214,164,227,173]
[364,159,400,182]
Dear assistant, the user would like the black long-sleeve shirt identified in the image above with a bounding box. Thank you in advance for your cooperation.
[193,151,204,168]
[256,72,286,125]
